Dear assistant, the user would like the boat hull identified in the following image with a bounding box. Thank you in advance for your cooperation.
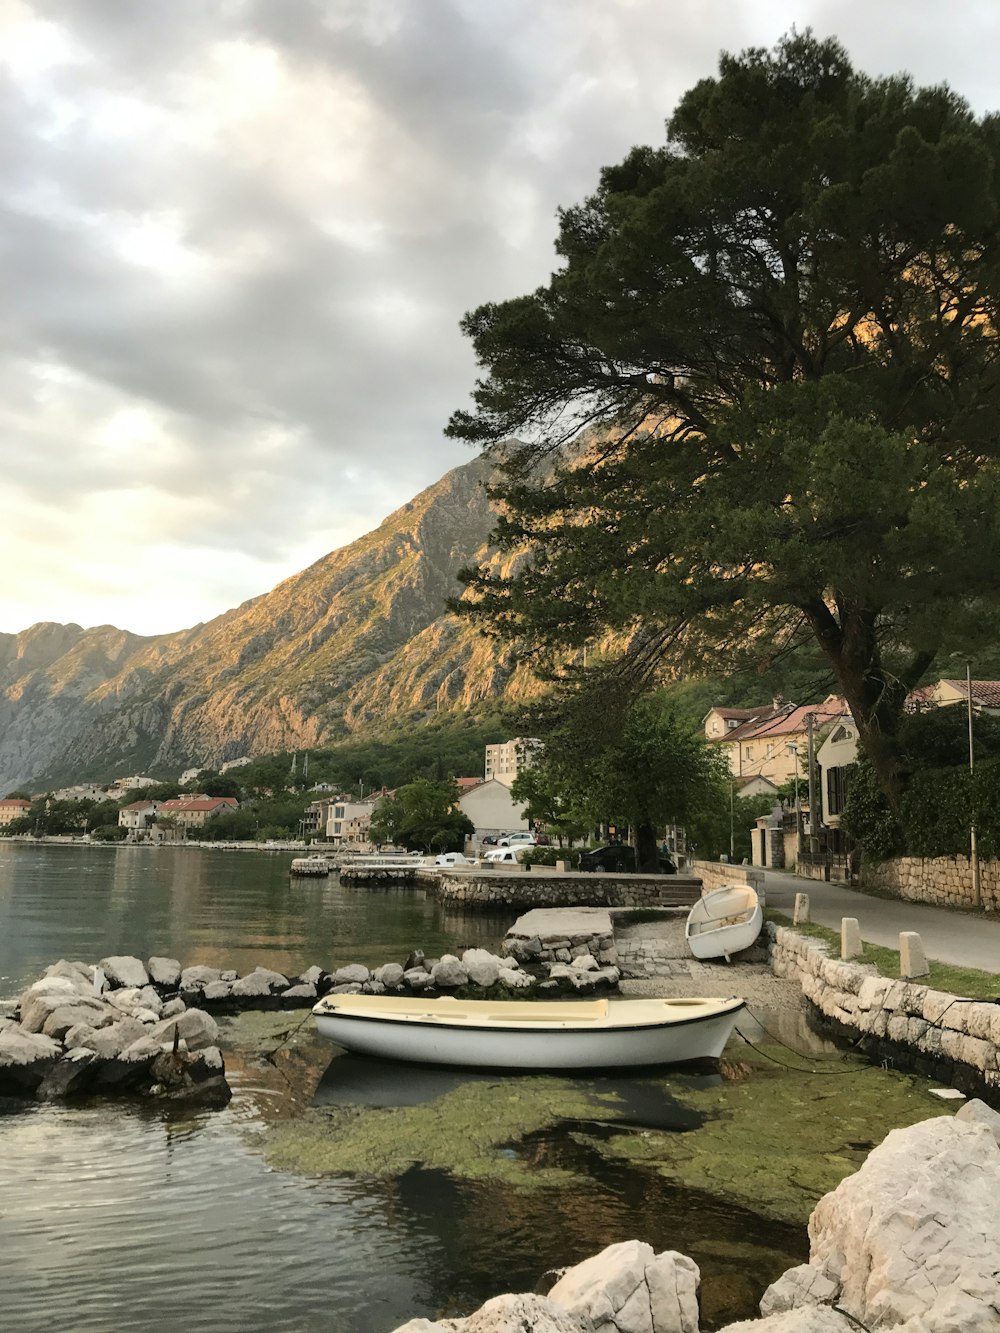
[686,886,763,961]
[312,996,745,1070]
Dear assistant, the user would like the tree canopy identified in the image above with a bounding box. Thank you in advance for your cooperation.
[369,779,475,853]
[516,684,729,870]
[448,32,1000,808]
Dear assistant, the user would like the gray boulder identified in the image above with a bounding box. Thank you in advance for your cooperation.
[41,1001,115,1041]
[431,958,468,989]
[300,965,324,986]
[88,1017,148,1059]
[0,1026,62,1090]
[161,997,187,1018]
[179,966,224,994]
[147,956,182,987]
[375,963,405,988]
[201,981,235,1001]
[334,964,370,985]
[99,956,150,988]
[403,969,433,991]
[232,967,290,997]
[36,1048,99,1100]
[149,1007,219,1052]
[282,983,318,1000]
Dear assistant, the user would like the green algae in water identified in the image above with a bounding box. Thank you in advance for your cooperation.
[264,1074,630,1189]
[592,1036,952,1224]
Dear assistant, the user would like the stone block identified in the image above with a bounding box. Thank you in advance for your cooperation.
[793,892,810,924]
[840,918,862,961]
[899,932,929,979]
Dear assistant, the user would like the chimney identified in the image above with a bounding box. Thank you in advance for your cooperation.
[771,693,783,712]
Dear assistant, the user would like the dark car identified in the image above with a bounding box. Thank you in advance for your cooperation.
[578,844,676,874]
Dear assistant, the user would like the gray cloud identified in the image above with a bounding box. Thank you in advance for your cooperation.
[2,0,999,633]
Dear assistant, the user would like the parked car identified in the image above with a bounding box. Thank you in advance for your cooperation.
[578,844,677,874]
[533,833,551,846]
[481,845,532,864]
[480,834,499,846]
[498,832,536,847]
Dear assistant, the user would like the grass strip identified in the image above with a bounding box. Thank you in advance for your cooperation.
[765,909,1000,999]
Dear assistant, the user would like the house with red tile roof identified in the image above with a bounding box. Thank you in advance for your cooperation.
[705,695,848,787]
[908,679,1000,714]
[0,798,31,827]
[156,796,239,831]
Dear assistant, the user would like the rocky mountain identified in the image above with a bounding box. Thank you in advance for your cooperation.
[0,454,540,791]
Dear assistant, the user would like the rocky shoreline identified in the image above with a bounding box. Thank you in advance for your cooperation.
[389,1102,1000,1332]
[0,941,623,1105]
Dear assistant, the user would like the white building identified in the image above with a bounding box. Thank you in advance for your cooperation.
[458,779,530,844]
[325,798,379,846]
[484,737,542,787]
[220,756,253,773]
[179,768,203,785]
[118,800,161,833]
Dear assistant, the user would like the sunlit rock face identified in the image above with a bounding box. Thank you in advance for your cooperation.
[0,454,545,789]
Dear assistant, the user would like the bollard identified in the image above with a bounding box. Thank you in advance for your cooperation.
[555,860,568,873]
[900,931,930,978]
[841,917,862,960]
[793,892,810,925]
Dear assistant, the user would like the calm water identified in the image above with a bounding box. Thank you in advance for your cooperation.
[0,842,806,1332]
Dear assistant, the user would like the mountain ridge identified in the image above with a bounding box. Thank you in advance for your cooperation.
[0,453,530,790]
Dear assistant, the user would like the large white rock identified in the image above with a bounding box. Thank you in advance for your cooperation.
[956,1098,1000,1144]
[147,956,182,987]
[461,949,501,988]
[802,1115,1000,1332]
[392,1293,587,1332]
[548,1240,700,1333]
[718,1310,854,1332]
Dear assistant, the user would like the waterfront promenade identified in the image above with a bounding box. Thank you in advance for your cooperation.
[761,868,1000,974]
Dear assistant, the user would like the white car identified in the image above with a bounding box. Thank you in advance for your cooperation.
[481,845,532,864]
[498,832,536,847]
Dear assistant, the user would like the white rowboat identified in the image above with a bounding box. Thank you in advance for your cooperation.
[311,994,746,1069]
[685,884,763,962]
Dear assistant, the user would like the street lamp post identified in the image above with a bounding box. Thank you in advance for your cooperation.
[967,660,983,909]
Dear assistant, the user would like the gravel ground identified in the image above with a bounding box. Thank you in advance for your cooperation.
[613,910,808,1016]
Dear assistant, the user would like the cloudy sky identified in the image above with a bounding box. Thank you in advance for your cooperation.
[3,0,1000,636]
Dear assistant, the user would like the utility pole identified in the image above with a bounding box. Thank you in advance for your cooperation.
[806,712,817,853]
[967,660,983,908]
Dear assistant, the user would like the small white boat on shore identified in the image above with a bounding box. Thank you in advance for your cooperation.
[685,884,763,962]
[312,993,746,1070]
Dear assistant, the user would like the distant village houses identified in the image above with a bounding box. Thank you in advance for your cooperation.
[0,798,31,827]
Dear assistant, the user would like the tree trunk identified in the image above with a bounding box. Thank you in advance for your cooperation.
[635,821,662,873]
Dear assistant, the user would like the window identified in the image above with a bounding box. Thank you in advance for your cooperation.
[744,745,753,760]
[766,743,774,759]
[827,766,848,816]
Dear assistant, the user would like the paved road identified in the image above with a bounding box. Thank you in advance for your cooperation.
[761,868,1000,976]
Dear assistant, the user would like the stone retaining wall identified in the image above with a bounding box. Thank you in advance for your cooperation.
[864,855,1000,910]
[432,871,702,911]
[691,860,765,905]
[769,923,1000,1099]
